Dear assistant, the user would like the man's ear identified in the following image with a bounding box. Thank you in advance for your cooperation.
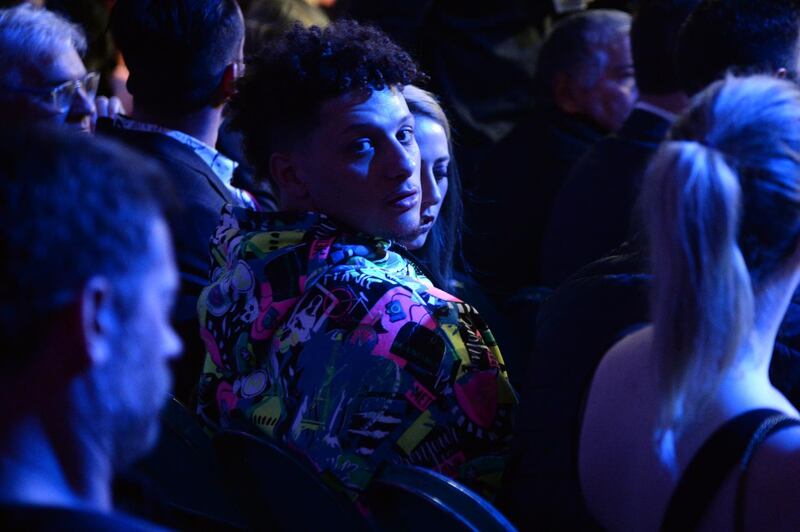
[80,276,115,368]
[212,63,238,107]
[552,72,582,115]
[270,152,309,200]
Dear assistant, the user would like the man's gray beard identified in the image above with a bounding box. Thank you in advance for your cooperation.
[94,341,165,470]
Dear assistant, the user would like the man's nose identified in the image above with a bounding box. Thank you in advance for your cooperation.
[386,137,418,181]
[67,87,96,122]
[166,324,183,361]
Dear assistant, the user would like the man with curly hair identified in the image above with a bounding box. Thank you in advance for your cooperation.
[196,20,517,500]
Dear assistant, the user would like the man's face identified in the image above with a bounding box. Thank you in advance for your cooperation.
[103,217,181,465]
[290,87,421,240]
[4,42,96,133]
[571,35,638,132]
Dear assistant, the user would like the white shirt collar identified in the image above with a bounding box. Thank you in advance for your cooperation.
[634,101,679,123]
[111,116,238,185]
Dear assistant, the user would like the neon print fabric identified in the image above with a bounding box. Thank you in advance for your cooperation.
[196,206,517,499]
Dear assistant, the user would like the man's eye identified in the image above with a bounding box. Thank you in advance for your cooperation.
[351,139,372,153]
[397,127,414,144]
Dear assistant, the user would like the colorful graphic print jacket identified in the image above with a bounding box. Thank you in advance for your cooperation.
[196,207,517,498]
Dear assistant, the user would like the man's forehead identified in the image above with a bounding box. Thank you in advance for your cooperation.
[21,41,85,86]
[317,86,410,128]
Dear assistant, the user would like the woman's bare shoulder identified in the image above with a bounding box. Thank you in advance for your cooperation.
[742,424,800,531]
[589,325,654,399]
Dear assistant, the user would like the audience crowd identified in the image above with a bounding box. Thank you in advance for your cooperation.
[2,0,800,530]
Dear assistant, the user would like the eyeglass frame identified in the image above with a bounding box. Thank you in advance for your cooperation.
[1,71,100,113]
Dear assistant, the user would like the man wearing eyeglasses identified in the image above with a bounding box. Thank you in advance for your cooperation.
[0,4,96,133]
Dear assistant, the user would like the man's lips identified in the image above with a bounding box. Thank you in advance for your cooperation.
[386,189,420,210]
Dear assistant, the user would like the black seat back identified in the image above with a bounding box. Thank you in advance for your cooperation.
[362,464,517,532]
[212,429,368,531]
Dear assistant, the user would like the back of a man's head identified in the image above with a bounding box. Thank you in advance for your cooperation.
[227,20,421,183]
[110,0,244,116]
[677,0,800,95]
[0,127,168,375]
[631,0,701,95]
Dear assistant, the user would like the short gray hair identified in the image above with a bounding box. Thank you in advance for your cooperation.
[0,4,87,87]
[534,9,632,104]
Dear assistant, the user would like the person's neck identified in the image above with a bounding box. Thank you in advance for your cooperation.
[637,92,688,116]
[717,271,800,415]
[0,411,113,512]
[749,274,800,370]
[131,103,223,148]
[279,195,313,215]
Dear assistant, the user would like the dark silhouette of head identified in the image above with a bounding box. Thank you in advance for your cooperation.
[677,0,800,95]
[631,0,702,95]
[110,0,245,116]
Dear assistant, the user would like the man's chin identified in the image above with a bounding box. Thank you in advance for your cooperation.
[347,222,412,242]
[381,215,423,243]
[65,118,93,135]
[113,415,162,469]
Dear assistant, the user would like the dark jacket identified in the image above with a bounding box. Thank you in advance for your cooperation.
[541,108,671,287]
[97,117,240,403]
[464,106,605,305]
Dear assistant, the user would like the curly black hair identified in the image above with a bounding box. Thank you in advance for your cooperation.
[228,19,423,185]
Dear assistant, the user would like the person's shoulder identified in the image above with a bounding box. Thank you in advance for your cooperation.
[584,325,653,414]
[612,323,652,347]
[98,122,208,173]
[597,325,652,374]
[211,208,315,261]
[96,119,166,152]
[742,420,800,530]
[568,134,628,177]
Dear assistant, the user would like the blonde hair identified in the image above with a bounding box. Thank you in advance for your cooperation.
[644,75,800,446]
[402,84,462,288]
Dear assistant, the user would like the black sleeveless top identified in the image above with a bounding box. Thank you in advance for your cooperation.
[661,409,800,532]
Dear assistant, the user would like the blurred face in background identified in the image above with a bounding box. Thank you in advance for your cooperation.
[559,33,638,132]
[99,217,181,467]
[2,41,96,133]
